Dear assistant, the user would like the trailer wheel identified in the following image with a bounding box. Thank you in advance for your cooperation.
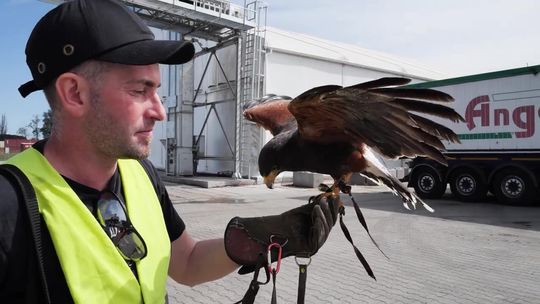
[492,168,537,205]
[449,168,487,201]
[411,167,446,199]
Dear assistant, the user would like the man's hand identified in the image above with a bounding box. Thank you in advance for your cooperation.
[224,192,340,273]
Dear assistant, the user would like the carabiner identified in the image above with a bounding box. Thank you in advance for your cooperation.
[267,242,282,274]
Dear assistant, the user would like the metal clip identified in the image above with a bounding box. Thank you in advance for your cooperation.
[267,242,282,274]
[295,256,312,268]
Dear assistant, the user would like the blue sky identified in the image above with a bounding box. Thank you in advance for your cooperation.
[1,0,52,134]
[1,0,539,134]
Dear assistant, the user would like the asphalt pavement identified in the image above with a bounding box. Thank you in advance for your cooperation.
[165,182,540,304]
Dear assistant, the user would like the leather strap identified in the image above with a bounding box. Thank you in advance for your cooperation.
[338,206,376,280]
[0,164,52,303]
[348,192,389,259]
[270,270,277,304]
[296,264,308,304]
[235,254,269,304]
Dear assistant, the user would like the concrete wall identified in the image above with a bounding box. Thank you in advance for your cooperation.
[149,30,240,174]
[265,50,427,99]
[149,28,182,169]
[192,43,238,175]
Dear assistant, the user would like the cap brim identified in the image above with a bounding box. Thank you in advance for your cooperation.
[97,40,195,65]
[19,81,40,98]
[19,40,195,98]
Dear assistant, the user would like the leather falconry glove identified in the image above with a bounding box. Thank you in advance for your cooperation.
[224,192,340,274]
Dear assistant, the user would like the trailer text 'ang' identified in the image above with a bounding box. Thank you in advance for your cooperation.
[406,65,540,205]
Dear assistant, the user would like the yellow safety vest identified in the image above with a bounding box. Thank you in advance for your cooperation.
[8,148,170,304]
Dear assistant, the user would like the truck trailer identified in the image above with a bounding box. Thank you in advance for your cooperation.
[406,65,540,205]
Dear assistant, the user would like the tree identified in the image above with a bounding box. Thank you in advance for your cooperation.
[40,109,53,138]
[0,114,7,135]
[27,115,41,140]
[17,127,28,138]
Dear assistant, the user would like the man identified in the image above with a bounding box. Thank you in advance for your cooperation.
[0,0,339,303]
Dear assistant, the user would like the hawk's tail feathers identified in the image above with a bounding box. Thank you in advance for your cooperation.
[362,148,434,212]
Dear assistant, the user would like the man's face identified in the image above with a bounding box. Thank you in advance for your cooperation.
[83,63,165,160]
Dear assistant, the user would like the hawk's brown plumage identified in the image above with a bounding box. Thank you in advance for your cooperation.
[244,77,464,210]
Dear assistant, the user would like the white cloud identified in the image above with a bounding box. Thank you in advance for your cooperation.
[260,0,540,77]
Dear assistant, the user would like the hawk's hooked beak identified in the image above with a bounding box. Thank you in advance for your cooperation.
[263,169,280,189]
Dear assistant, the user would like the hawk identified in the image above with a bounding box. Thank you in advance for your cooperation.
[243,77,463,211]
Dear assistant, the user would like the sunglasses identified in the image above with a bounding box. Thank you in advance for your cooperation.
[96,191,147,261]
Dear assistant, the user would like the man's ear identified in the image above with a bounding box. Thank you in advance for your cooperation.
[55,72,92,117]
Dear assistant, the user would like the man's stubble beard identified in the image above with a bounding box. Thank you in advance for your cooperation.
[84,91,150,160]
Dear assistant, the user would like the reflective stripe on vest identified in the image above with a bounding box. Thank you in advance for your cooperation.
[8,148,170,304]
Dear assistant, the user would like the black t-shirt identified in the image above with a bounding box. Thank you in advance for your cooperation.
[0,140,185,303]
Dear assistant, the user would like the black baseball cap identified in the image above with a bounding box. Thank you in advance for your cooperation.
[19,0,195,98]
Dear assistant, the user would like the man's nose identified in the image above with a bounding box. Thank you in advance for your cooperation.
[150,93,166,121]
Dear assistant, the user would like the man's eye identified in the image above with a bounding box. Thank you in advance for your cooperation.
[132,90,145,95]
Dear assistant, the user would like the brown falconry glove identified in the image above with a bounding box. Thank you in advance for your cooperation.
[224,192,340,274]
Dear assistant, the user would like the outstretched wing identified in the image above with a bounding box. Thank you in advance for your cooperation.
[243,94,296,136]
[288,77,464,164]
